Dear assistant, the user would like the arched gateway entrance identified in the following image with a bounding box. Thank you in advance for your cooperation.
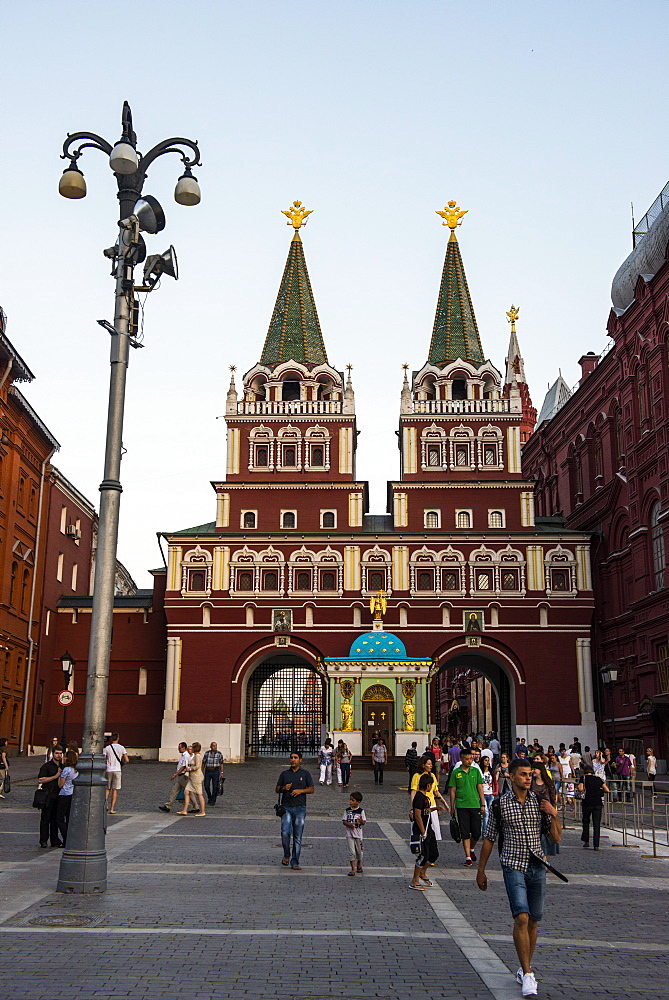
[245,655,325,757]
[433,652,515,752]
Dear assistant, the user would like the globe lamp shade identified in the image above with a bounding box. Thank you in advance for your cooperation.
[133,195,166,235]
[109,141,139,175]
[174,171,201,206]
[59,167,87,200]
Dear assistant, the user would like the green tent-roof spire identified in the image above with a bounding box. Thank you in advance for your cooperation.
[260,201,329,369]
[427,202,484,367]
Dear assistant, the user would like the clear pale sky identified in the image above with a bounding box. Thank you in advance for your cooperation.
[1,2,668,585]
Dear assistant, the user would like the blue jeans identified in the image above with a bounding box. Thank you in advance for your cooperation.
[483,793,493,828]
[281,805,306,865]
[340,762,351,786]
[204,769,220,804]
[502,861,546,921]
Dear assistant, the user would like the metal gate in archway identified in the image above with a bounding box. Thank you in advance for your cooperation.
[246,660,323,757]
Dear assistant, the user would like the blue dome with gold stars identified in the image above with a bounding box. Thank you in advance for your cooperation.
[348,631,407,659]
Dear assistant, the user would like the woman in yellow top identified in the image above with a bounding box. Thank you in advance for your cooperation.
[409,756,449,840]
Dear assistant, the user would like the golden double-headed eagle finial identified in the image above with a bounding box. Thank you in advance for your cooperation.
[436,201,468,237]
[281,200,313,231]
[506,305,520,333]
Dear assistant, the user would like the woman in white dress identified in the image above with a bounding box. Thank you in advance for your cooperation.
[558,749,575,812]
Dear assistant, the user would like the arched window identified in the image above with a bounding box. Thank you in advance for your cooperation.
[427,446,440,466]
[488,510,503,528]
[322,511,336,528]
[369,570,385,591]
[417,569,434,591]
[243,511,257,529]
[16,656,22,685]
[296,571,311,591]
[637,369,647,426]
[425,511,439,528]
[651,503,665,591]
[238,571,253,591]
[456,511,471,529]
[9,561,17,606]
[263,570,278,591]
[21,569,30,612]
[282,511,296,529]
[11,703,18,736]
[452,378,467,400]
[311,446,324,466]
[544,546,576,595]
[615,409,624,466]
[18,477,25,507]
[283,446,296,466]
[255,446,269,467]
[189,571,205,591]
[320,570,336,591]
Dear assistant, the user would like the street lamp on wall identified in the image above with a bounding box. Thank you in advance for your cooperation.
[56,103,201,896]
[599,663,619,749]
[60,651,75,749]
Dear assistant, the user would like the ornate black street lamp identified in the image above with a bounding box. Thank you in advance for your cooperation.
[56,103,201,894]
[600,663,619,750]
[59,651,75,748]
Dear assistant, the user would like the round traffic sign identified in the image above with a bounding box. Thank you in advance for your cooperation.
[57,690,74,707]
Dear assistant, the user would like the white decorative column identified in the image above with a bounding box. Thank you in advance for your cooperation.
[160,638,183,759]
[575,637,597,748]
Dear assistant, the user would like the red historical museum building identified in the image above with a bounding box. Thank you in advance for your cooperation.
[523,182,669,763]
[41,203,595,760]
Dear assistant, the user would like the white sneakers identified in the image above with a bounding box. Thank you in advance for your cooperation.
[521,971,538,996]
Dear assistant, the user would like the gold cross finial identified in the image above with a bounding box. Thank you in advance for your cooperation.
[506,305,520,333]
[402,363,409,371]
[346,364,353,375]
[281,200,313,231]
[436,201,468,241]
[229,364,236,373]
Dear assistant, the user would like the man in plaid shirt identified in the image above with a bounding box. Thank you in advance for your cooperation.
[202,742,224,806]
[475,758,558,998]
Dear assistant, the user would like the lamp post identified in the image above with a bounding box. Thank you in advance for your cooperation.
[56,103,201,894]
[60,651,75,748]
[600,663,619,749]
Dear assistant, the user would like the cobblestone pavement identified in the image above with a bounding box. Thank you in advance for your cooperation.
[1,755,668,999]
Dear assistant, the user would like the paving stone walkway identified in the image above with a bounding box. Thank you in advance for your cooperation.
[1,755,667,999]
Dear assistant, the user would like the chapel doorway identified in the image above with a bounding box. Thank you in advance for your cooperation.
[362,684,395,755]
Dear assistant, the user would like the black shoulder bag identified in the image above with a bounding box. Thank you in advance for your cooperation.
[274,792,285,818]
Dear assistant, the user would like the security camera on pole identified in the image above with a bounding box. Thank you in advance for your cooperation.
[56,103,201,894]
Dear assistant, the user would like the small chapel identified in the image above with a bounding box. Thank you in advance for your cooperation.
[39,201,596,760]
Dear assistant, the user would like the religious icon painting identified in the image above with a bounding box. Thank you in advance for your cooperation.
[272,608,292,633]
[463,610,484,633]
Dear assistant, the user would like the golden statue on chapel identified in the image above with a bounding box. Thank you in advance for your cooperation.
[340,678,354,732]
[369,590,387,622]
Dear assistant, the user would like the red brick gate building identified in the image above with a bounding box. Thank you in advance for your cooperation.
[43,204,595,760]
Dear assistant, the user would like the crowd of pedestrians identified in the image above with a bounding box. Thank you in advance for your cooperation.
[15,725,659,998]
